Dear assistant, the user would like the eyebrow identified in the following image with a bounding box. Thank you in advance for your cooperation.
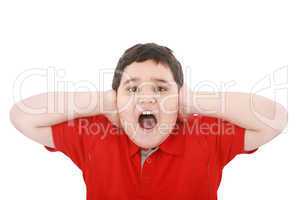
[122,77,171,86]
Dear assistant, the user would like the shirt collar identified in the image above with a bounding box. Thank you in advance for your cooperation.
[126,120,185,157]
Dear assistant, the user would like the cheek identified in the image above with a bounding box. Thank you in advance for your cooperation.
[117,94,131,110]
[159,94,179,113]
[117,95,135,119]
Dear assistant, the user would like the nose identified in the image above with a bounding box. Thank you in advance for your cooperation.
[136,84,158,105]
[138,97,157,104]
[137,90,157,104]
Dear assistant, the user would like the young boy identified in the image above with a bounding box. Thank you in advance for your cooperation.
[10,43,288,199]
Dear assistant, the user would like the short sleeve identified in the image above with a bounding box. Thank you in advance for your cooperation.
[189,114,258,167]
[44,114,110,170]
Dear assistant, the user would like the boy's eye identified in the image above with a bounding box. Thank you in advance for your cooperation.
[156,86,168,92]
[126,86,168,94]
[127,86,138,93]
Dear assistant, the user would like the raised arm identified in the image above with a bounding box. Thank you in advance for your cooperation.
[9,90,119,148]
[179,85,288,151]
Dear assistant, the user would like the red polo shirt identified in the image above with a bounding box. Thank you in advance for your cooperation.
[45,114,258,200]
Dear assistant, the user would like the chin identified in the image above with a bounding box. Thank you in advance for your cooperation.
[131,135,168,149]
[123,121,173,149]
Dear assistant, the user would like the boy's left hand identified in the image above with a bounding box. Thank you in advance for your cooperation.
[178,84,193,120]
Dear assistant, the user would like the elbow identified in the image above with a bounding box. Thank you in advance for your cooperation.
[264,103,288,137]
[9,104,26,130]
[9,101,34,131]
[277,104,288,133]
[9,93,46,126]
[253,94,288,134]
[10,104,19,126]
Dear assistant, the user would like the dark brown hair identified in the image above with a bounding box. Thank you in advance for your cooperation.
[112,43,184,91]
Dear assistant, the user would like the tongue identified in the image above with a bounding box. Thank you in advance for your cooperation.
[140,116,156,129]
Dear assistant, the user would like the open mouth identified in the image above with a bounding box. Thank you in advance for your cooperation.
[138,111,158,130]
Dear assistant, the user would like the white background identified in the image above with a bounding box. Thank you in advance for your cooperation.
[1,0,299,199]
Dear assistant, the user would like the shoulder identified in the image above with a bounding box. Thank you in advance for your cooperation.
[74,114,113,133]
[68,114,118,149]
[181,114,220,135]
[182,114,240,135]
[181,114,240,148]
[180,114,210,147]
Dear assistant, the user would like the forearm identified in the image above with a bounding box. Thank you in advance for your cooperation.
[187,91,288,132]
[10,90,116,128]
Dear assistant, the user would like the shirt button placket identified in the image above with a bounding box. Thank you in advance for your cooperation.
[146,158,152,164]
[137,156,154,199]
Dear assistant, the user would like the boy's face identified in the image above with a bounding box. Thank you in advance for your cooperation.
[117,59,179,149]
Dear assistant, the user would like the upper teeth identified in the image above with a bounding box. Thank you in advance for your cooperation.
[142,111,152,115]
